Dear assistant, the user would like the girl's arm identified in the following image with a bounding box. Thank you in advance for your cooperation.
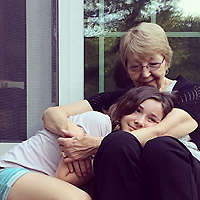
[131,108,198,146]
[43,90,124,136]
[55,157,93,186]
[42,100,93,136]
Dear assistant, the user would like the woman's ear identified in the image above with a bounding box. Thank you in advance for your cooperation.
[165,68,169,75]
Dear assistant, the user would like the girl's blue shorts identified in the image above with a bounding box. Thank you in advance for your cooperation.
[0,167,30,200]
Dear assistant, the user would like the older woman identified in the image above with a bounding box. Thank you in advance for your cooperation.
[43,22,200,199]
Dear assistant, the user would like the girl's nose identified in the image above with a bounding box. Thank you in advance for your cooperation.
[134,115,145,128]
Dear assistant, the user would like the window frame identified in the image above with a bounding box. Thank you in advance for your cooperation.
[58,0,84,105]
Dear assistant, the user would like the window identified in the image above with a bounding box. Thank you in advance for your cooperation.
[0,0,26,142]
[84,0,200,98]
[0,0,54,155]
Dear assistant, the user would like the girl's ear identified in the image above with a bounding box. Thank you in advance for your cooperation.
[112,120,121,131]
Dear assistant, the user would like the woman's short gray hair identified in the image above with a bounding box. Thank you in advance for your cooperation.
[120,22,173,69]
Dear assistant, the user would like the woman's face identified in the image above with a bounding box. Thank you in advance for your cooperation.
[120,99,163,132]
[126,53,167,90]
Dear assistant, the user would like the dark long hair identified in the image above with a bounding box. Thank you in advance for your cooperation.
[109,86,174,130]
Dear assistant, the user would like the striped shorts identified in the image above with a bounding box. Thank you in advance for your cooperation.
[0,167,30,200]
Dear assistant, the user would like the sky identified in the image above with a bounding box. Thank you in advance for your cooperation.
[177,0,200,17]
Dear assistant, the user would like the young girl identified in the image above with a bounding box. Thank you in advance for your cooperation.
[0,86,176,200]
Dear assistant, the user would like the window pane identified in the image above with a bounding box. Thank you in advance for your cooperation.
[0,0,26,142]
[168,37,200,83]
[104,37,134,91]
[84,38,99,98]
[84,0,100,37]
[52,0,58,104]
[104,38,119,91]
[104,37,131,91]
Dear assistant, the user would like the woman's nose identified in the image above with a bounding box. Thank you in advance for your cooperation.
[141,66,151,78]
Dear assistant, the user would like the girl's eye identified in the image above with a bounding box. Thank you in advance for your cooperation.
[148,118,157,123]
[135,108,141,113]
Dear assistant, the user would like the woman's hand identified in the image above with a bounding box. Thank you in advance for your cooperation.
[57,134,102,162]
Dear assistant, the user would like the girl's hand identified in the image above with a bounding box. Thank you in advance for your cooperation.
[71,158,93,177]
[61,152,93,177]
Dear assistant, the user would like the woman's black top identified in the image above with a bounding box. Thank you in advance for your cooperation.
[87,75,200,149]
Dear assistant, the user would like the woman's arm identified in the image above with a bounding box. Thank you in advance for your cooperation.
[58,108,198,161]
[131,108,198,146]
[42,100,93,136]
[156,108,198,137]
[55,157,93,186]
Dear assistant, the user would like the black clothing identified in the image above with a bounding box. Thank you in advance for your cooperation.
[87,75,200,148]
[87,75,200,200]
[173,76,200,148]
[94,131,144,200]
[87,89,128,112]
[94,131,200,200]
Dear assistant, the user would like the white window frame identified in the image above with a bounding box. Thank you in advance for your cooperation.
[59,0,84,105]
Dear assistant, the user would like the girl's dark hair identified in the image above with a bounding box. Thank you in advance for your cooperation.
[109,86,174,130]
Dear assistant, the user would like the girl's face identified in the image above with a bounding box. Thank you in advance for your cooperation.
[120,99,163,132]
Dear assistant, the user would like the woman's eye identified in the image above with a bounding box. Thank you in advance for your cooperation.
[149,63,159,67]
[130,66,139,70]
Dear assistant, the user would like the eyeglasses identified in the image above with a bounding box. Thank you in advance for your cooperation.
[127,57,165,72]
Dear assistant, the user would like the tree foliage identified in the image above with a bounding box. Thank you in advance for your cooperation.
[84,0,150,36]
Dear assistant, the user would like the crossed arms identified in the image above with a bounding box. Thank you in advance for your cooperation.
[43,100,198,185]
